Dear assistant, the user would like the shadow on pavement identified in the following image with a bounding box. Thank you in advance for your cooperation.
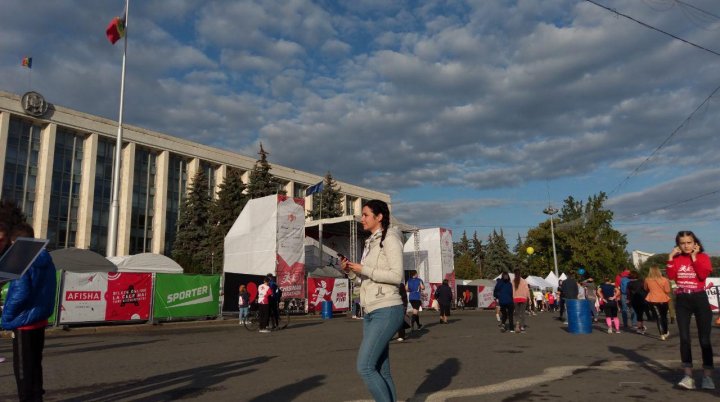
[410,357,461,400]
[47,339,165,356]
[285,321,325,330]
[55,356,275,402]
[607,346,677,386]
[248,374,326,402]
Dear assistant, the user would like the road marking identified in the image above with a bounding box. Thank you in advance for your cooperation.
[346,360,678,402]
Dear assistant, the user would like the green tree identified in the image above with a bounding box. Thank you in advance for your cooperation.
[246,143,284,199]
[208,169,249,268]
[454,253,479,279]
[454,231,470,259]
[483,229,514,279]
[525,192,629,281]
[471,231,484,276]
[172,169,213,274]
[306,172,344,220]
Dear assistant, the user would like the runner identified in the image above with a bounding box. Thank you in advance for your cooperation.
[406,270,425,330]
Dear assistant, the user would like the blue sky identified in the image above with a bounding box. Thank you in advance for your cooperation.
[2,0,720,256]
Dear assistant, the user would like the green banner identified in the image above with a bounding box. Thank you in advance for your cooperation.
[153,274,221,319]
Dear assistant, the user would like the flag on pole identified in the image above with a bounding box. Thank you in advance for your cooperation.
[21,57,32,69]
[305,181,324,196]
[106,13,126,44]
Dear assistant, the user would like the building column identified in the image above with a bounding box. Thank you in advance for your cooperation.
[0,112,10,191]
[285,181,294,198]
[152,150,169,254]
[116,142,135,256]
[75,133,98,249]
[215,164,227,199]
[33,123,56,238]
[187,158,200,190]
[354,198,362,216]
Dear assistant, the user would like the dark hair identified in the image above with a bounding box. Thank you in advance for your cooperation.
[501,271,510,281]
[11,222,34,240]
[442,279,449,285]
[0,222,9,235]
[363,199,390,248]
[410,270,417,277]
[513,269,521,289]
[629,270,638,280]
[675,231,704,253]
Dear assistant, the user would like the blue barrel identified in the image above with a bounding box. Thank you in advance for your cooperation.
[567,299,592,334]
[321,300,333,319]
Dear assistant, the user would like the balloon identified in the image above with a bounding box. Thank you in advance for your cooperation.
[526,247,534,255]
[578,268,586,275]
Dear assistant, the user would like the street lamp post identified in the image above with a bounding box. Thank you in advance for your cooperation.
[543,206,559,279]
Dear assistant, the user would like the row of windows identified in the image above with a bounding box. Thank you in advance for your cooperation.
[0,115,364,255]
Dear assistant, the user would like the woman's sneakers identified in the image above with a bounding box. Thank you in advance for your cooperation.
[701,376,715,390]
[678,376,695,390]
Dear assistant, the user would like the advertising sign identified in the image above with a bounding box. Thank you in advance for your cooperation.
[706,278,720,311]
[276,195,305,298]
[153,274,221,319]
[478,285,496,308]
[307,277,349,312]
[59,272,152,323]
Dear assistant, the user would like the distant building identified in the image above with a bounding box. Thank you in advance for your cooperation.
[0,90,388,256]
[632,250,655,269]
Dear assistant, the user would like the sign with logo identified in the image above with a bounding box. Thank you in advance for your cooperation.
[21,91,49,117]
[153,274,221,319]
[59,272,152,323]
[307,277,349,312]
[276,195,305,298]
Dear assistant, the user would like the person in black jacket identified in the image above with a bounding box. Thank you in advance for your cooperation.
[434,279,453,324]
[493,272,515,332]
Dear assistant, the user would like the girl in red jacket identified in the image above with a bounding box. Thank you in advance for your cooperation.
[666,231,714,390]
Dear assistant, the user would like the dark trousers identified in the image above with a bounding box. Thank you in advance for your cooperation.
[269,300,279,328]
[559,299,565,319]
[258,304,270,330]
[500,304,515,330]
[675,292,714,369]
[648,302,669,335]
[13,327,46,402]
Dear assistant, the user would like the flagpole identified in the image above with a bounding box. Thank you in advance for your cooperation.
[107,0,130,257]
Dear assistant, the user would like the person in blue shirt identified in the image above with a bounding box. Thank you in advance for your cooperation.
[493,272,515,332]
[2,223,57,402]
[406,270,425,330]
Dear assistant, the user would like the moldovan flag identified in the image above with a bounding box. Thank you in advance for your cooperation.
[21,57,32,69]
[106,13,126,44]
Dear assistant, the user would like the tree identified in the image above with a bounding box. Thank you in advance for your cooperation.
[454,231,470,259]
[208,169,249,268]
[482,229,514,279]
[306,172,344,220]
[454,253,479,280]
[246,143,284,199]
[471,231,484,276]
[524,192,629,281]
[172,169,213,274]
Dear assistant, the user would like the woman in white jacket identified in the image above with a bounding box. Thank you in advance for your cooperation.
[341,199,404,402]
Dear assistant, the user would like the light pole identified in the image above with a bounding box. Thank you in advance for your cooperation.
[543,206,559,279]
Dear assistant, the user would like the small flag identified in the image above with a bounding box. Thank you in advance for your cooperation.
[21,57,32,69]
[305,181,324,196]
[106,13,126,44]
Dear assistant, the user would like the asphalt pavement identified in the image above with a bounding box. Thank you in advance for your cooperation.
[0,309,718,401]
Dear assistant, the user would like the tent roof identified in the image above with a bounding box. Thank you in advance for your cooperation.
[49,248,117,273]
[459,279,496,287]
[107,253,183,273]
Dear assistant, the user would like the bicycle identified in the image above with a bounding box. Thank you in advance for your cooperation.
[244,299,293,332]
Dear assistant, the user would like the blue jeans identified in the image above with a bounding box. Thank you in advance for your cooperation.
[357,304,404,402]
[238,307,248,322]
[620,294,636,327]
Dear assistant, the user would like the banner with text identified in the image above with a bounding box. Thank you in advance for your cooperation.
[59,272,152,323]
[276,195,305,298]
[153,274,221,319]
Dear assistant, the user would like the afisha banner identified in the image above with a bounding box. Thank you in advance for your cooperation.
[59,272,152,323]
[307,277,349,312]
[276,195,305,298]
[154,274,220,319]
[706,278,720,311]
[478,285,496,308]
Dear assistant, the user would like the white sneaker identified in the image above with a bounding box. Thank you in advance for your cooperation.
[607,328,613,334]
[259,329,271,333]
[396,337,404,342]
[701,376,715,390]
[660,334,667,341]
[678,376,695,390]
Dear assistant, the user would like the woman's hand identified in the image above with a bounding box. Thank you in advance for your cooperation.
[690,244,700,261]
[345,261,363,274]
[669,246,681,259]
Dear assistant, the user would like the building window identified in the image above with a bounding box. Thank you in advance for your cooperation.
[47,128,84,249]
[164,154,188,256]
[294,183,308,199]
[200,161,216,198]
[130,147,156,254]
[1,117,42,221]
[90,137,116,255]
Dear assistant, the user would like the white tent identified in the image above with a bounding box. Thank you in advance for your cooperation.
[493,274,554,290]
[223,195,305,276]
[544,271,560,290]
[107,253,183,274]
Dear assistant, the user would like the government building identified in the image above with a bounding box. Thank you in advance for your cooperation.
[0,90,389,257]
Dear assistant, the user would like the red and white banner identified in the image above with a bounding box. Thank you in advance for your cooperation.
[59,272,152,323]
[478,285,495,308]
[706,278,720,311]
[276,195,305,298]
[307,277,349,312]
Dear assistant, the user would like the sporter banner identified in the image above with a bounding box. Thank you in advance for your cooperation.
[153,274,221,319]
[307,277,349,312]
[276,195,305,298]
[60,272,152,323]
